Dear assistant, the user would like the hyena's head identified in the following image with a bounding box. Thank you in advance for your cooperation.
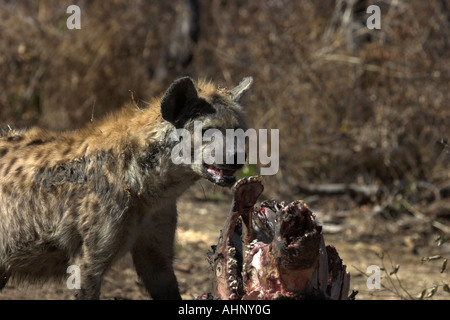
[160,76,252,187]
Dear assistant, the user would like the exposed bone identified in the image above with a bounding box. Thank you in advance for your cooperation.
[203,176,353,300]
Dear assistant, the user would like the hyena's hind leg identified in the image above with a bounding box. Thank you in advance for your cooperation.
[131,203,181,300]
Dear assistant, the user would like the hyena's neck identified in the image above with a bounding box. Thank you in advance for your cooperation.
[78,106,195,199]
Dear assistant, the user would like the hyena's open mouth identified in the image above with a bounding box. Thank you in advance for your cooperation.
[202,163,240,187]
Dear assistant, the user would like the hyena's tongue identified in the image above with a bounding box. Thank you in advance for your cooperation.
[207,167,220,178]
[207,167,235,179]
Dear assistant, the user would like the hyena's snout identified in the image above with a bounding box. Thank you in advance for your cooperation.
[201,138,247,187]
[202,163,241,187]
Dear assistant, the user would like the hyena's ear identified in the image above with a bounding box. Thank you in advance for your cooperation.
[161,77,198,126]
[230,76,253,104]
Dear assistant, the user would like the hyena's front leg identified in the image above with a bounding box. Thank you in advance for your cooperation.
[131,203,181,300]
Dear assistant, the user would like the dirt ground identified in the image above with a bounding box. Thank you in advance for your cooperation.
[0,183,448,300]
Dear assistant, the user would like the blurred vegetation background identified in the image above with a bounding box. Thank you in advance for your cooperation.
[0,0,448,216]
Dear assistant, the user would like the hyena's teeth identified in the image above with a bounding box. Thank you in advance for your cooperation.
[229,280,238,287]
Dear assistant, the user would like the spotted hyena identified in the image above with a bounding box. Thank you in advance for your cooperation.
[0,76,253,299]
